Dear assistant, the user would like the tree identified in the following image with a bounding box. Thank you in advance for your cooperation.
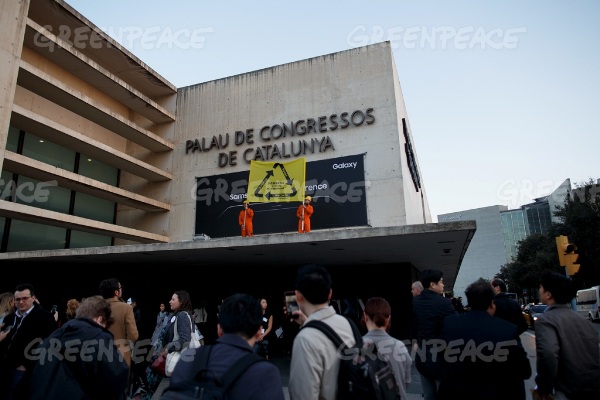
[553,178,600,287]
[500,178,600,296]
[497,233,562,303]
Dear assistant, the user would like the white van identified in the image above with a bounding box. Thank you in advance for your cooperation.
[576,286,600,322]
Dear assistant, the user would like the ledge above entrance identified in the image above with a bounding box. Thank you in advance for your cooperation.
[0,221,475,290]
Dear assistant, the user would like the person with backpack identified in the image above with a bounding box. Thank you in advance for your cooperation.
[288,264,356,400]
[162,293,284,400]
[363,297,412,400]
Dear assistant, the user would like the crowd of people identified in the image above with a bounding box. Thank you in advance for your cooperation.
[0,266,598,400]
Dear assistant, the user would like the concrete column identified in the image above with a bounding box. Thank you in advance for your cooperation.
[0,0,30,171]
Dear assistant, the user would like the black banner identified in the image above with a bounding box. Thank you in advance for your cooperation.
[194,154,368,238]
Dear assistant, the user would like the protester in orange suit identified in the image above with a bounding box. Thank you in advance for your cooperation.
[296,196,314,233]
[239,200,254,237]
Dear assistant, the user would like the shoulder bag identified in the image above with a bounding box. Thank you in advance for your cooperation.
[165,311,202,376]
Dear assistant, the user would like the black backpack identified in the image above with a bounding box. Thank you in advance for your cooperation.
[303,318,401,400]
[161,345,265,400]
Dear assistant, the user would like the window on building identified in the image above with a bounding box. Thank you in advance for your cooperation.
[73,192,114,223]
[22,132,76,171]
[2,127,120,252]
[0,217,5,247]
[6,126,20,152]
[14,176,71,214]
[6,220,66,251]
[70,230,112,248]
[78,156,118,185]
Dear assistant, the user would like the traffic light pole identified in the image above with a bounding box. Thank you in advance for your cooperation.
[556,235,579,311]
[563,266,578,311]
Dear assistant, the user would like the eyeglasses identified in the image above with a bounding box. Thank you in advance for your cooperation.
[15,296,32,302]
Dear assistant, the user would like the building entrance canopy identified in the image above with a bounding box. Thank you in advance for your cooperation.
[0,221,475,290]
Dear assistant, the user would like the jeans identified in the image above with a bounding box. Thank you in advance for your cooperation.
[5,368,26,400]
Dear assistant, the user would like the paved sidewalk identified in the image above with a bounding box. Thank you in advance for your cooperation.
[150,377,169,399]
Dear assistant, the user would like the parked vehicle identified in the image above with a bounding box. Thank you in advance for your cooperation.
[504,292,518,301]
[576,286,600,322]
[522,303,547,329]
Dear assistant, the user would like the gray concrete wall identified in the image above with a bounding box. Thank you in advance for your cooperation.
[171,42,431,241]
[439,205,509,298]
[0,0,30,172]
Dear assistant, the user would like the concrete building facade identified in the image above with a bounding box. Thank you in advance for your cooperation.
[439,206,508,299]
[0,1,476,331]
[439,179,572,299]
[1,0,176,250]
[1,0,433,251]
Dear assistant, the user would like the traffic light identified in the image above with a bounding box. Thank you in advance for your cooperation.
[555,235,580,275]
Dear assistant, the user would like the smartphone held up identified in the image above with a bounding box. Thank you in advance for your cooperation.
[284,291,299,319]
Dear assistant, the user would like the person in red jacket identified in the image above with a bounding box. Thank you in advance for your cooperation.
[296,196,314,233]
[239,200,254,237]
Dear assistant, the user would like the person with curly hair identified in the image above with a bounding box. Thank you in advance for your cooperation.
[65,298,80,321]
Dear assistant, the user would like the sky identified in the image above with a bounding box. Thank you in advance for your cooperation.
[67,1,600,221]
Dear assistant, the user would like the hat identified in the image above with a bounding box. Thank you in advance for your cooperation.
[127,297,135,304]
[305,196,312,201]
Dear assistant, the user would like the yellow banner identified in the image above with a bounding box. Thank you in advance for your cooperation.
[247,158,306,203]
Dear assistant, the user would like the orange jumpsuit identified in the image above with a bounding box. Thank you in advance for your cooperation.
[239,207,254,237]
[296,203,313,233]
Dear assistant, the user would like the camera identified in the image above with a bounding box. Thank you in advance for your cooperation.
[284,291,299,318]
[50,305,58,314]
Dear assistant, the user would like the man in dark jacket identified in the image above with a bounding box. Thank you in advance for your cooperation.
[439,280,531,400]
[534,271,599,399]
[26,295,129,400]
[412,269,457,400]
[167,293,284,400]
[491,278,528,334]
[0,284,57,400]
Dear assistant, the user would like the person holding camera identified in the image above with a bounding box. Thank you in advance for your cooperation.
[288,264,355,399]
